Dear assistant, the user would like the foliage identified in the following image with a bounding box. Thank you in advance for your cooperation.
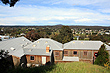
[89,35,110,43]
[94,44,109,66]
[25,30,41,42]
[53,26,73,44]
[50,62,110,73]
[0,50,11,73]
[1,0,19,7]
[8,62,110,73]
[104,62,110,69]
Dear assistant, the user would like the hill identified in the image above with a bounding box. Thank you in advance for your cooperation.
[0,25,110,30]
[8,62,110,73]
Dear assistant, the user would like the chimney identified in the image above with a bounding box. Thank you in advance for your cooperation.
[46,45,50,53]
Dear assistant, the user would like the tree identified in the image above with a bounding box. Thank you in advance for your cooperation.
[89,35,107,42]
[53,26,73,44]
[94,44,109,66]
[0,50,11,73]
[0,0,19,7]
[25,30,41,42]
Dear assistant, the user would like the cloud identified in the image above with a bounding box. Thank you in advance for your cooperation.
[74,18,91,22]
[0,0,110,26]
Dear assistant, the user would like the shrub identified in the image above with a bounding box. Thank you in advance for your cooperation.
[0,50,11,73]
[94,44,109,66]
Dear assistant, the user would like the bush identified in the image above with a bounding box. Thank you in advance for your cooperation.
[0,50,11,73]
[94,44,109,66]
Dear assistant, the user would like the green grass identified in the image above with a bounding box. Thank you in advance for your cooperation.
[8,62,110,73]
[49,62,110,73]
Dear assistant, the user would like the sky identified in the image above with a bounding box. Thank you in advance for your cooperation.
[0,0,110,26]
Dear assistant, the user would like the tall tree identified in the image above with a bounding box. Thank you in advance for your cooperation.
[94,44,109,66]
[25,30,41,42]
[53,26,73,44]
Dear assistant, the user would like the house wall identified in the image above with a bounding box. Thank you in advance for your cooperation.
[63,49,98,64]
[12,55,20,67]
[26,55,50,65]
[53,50,63,61]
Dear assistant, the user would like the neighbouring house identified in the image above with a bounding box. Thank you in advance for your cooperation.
[63,41,110,63]
[0,37,32,67]
[23,38,63,67]
[0,35,10,41]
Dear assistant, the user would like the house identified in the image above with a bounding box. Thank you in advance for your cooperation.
[0,37,32,67]
[63,41,110,63]
[0,37,110,67]
[23,38,110,66]
[23,38,63,67]
[0,35,10,41]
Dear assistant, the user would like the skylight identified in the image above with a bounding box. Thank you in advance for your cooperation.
[33,45,36,47]
[45,41,48,43]
[10,47,15,51]
[37,41,39,43]
[23,39,25,41]
[28,49,32,52]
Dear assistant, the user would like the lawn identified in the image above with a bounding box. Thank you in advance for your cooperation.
[8,62,110,73]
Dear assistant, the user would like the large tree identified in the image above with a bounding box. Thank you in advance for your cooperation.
[0,0,19,7]
[0,50,12,73]
[25,30,41,42]
[94,44,109,66]
[53,26,73,44]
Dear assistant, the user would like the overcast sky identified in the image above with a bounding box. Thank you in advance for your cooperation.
[0,0,110,26]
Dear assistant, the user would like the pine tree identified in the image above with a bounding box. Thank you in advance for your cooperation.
[94,44,109,66]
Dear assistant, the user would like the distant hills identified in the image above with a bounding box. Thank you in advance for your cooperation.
[0,24,110,30]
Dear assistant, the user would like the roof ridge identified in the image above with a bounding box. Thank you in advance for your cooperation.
[64,41,73,49]
[50,39,62,49]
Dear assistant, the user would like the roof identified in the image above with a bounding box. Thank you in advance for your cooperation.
[24,48,52,56]
[64,40,110,50]
[24,38,63,50]
[0,37,32,57]
[23,38,63,56]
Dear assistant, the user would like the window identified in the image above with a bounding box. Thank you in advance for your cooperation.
[55,52,59,56]
[30,56,34,61]
[84,51,87,56]
[73,51,77,55]
[64,51,68,55]
[46,45,50,53]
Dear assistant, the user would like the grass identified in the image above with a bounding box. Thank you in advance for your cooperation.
[8,62,110,73]
[49,62,110,73]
